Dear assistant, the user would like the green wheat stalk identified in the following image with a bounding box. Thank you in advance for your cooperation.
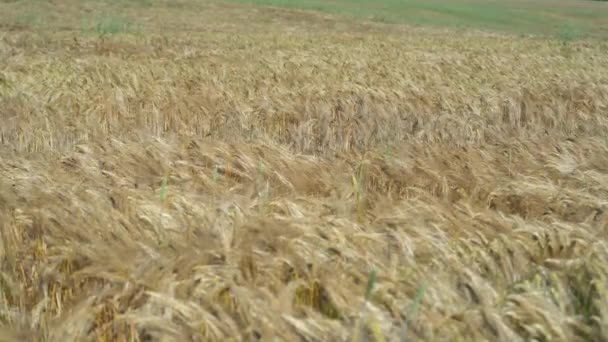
[352,269,379,342]
[353,160,366,223]
[365,269,378,301]
[158,176,168,246]
[400,280,428,342]
[159,176,168,203]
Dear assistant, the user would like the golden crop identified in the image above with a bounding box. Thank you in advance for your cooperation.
[1,1,608,341]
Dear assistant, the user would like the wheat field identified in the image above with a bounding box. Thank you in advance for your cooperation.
[2,0,608,341]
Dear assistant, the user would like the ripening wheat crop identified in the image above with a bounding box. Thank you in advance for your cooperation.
[2,1,608,341]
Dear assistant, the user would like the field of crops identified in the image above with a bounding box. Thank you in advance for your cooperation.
[2,0,608,341]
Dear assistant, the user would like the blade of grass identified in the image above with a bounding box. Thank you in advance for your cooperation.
[353,269,379,342]
[365,269,378,302]
[159,176,168,204]
[401,280,428,341]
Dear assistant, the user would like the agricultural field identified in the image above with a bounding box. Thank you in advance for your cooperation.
[234,0,608,39]
[2,0,608,341]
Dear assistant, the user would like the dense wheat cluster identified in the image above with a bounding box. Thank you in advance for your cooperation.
[2,1,608,341]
